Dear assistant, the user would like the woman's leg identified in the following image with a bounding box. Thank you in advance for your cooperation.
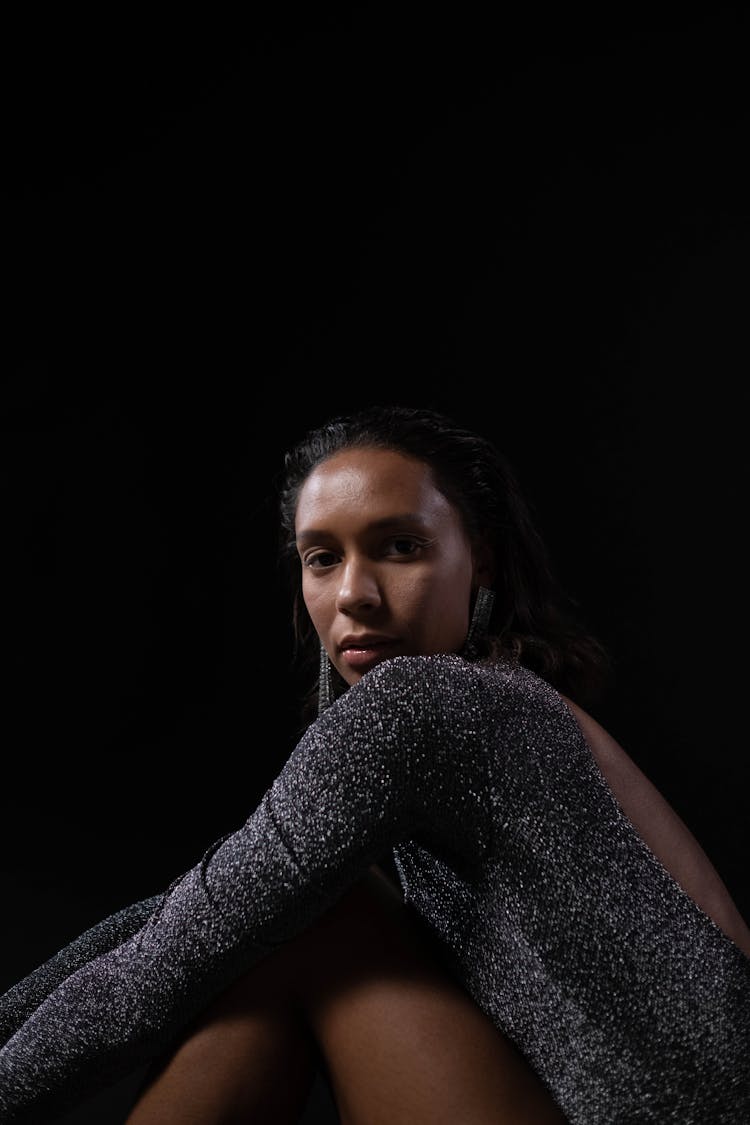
[125,866,566,1125]
[295,866,566,1125]
[123,949,320,1125]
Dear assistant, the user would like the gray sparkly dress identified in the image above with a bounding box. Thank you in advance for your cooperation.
[1,655,749,1123]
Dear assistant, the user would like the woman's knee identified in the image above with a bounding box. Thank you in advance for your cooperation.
[289,866,566,1124]
[124,962,318,1124]
[125,868,565,1123]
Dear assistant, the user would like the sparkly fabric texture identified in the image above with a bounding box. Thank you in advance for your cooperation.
[1,655,749,1122]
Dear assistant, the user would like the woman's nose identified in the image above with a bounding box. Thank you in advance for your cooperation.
[335,559,382,613]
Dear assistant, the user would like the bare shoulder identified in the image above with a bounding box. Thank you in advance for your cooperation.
[560,694,750,959]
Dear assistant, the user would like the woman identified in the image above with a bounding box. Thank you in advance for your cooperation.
[1,404,748,1123]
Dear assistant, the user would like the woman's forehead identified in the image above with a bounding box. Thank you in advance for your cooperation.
[295,447,456,531]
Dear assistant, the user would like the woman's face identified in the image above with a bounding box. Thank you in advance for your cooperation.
[295,446,490,688]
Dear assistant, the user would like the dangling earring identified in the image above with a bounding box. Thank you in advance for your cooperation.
[318,642,334,716]
[463,585,495,659]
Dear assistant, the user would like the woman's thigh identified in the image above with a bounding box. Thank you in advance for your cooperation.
[123,966,319,1124]
[291,866,567,1125]
[126,865,566,1125]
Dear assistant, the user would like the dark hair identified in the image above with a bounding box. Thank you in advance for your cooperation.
[278,404,610,723]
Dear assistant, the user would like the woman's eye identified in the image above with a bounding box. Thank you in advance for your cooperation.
[304,550,339,569]
[303,538,430,568]
[386,537,425,557]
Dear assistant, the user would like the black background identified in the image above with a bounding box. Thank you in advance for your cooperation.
[2,8,749,1122]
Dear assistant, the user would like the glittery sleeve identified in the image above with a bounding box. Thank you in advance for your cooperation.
[0,897,160,1048]
[0,655,496,1123]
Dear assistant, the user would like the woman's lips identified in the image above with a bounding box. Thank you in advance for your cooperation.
[339,642,395,671]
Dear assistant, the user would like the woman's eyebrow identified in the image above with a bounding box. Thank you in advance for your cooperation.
[296,514,430,546]
[366,513,430,530]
